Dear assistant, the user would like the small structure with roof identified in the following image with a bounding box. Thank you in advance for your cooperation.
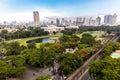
[111,50,120,58]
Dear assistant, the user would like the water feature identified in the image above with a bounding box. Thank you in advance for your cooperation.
[89,31,98,34]
[26,37,52,43]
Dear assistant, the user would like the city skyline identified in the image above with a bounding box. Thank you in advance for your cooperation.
[0,0,120,22]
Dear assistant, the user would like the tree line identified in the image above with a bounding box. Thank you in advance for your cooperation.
[62,26,120,35]
[0,27,49,40]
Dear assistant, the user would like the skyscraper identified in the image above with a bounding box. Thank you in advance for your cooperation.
[56,18,60,25]
[76,17,83,26]
[96,16,101,26]
[104,15,113,25]
[83,17,90,26]
[112,13,117,24]
[33,11,40,27]
[61,18,65,25]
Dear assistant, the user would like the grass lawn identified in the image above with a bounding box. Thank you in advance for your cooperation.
[5,31,104,48]
[76,31,105,38]
[7,36,48,46]
[6,33,63,48]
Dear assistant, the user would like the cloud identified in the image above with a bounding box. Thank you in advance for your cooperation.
[0,9,64,22]
[0,0,64,22]
[0,0,120,23]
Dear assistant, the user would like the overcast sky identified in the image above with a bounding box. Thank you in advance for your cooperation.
[0,0,120,22]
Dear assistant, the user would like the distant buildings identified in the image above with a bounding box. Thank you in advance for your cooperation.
[76,17,84,26]
[41,25,64,33]
[43,13,117,27]
[33,11,40,27]
[61,18,65,25]
[56,18,60,26]
[104,14,117,26]
[112,13,117,25]
[104,15,113,25]
[1,12,118,28]
[96,16,101,26]
[65,25,79,29]
[83,17,90,26]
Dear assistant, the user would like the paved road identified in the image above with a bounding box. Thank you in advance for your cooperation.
[19,65,52,80]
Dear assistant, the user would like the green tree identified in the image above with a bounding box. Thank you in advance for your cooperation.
[5,55,26,77]
[1,29,8,39]
[58,54,83,76]
[60,35,80,48]
[89,56,120,80]
[1,30,8,34]
[78,44,88,50]
[6,42,22,55]
[0,55,26,79]
[27,42,36,49]
[80,33,95,46]
[101,41,120,58]
[0,61,11,79]
[36,76,51,80]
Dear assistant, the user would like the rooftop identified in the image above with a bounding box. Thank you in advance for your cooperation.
[111,50,120,58]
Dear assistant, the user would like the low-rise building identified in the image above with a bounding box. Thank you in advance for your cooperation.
[111,50,120,58]
[65,25,79,29]
[41,25,65,33]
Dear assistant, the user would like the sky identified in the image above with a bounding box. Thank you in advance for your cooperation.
[0,0,120,22]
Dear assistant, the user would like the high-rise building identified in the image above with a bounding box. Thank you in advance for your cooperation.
[61,18,65,25]
[104,15,113,25]
[112,13,117,24]
[96,16,101,26]
[83,17,90,26]
[33,11,40,27]
[56,18,60,25]
[76,17,83,26]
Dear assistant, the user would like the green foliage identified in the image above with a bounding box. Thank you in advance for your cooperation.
[89,56,120,80]
[0,61,11,79]
[27,42,36,49]
[36,76,51,80]
[78,44,88,50]
[21,47,56,68]
[78,26,120,33]
[77,48,91,59]
[58,54,83,76]
[0,55,26,79]
[1,30,8,34]
[80,33,95,46]
[101,41,120,58]
[44,43,63,54]
[0,27,49,40]
[6,42,22,55]
[117,37,120,43]
[21,49,40,66]
[61,29,77,35]
[59,35,80,48]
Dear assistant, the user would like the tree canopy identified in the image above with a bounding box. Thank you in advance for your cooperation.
[59,35,80,49]
[36,76,51,80]
[58,54,83,76]
[0,55,26,79]
[80,33,95,46]
[89,56,120,80]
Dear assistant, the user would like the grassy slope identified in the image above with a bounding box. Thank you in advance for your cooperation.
[76,31,105,38]
[6,33,63,48]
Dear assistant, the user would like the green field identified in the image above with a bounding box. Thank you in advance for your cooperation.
[6,33,63,47]
[76,31,105,38]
